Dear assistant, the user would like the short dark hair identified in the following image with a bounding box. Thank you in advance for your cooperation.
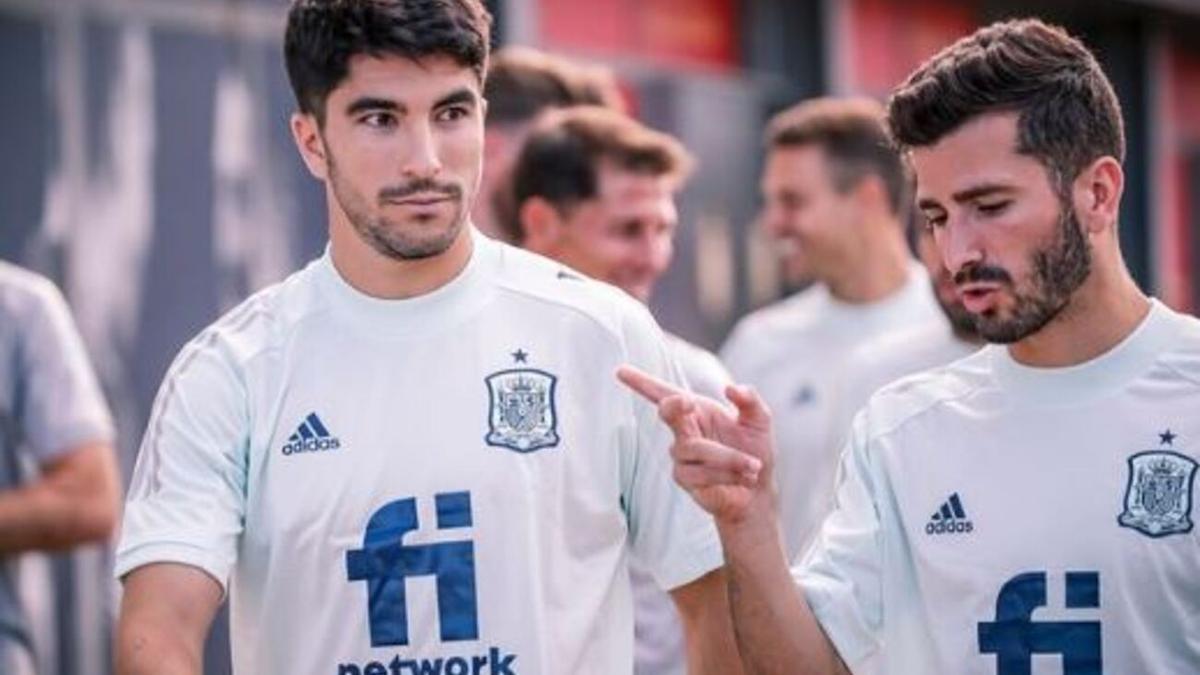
[285,0,492,123]
[767,97,910,215]
[510,106,693,243]
[887,18,1124,196]
[484,47,623,125]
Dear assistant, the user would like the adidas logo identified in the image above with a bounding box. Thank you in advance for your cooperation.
[925,492,974,535]
[281,412,341,456]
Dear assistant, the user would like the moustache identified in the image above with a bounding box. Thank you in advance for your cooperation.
[953,264,1012,287]
[378,179,462,203]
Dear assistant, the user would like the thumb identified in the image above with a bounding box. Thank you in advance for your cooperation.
[724,383,771,430]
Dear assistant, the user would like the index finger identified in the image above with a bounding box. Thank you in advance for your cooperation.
[616,365,685,405]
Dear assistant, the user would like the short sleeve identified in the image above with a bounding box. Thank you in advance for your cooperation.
[792,410,885,667]
[114,333,249,592]
[17,278,114,461]
[620,305,723,591]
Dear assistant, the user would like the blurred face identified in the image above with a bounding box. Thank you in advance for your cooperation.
[912,113,1091,344]
[759,145,862,284]
[303,54,484,260]
[548,164,679,302]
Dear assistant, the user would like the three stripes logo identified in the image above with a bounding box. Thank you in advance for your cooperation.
[281,412,342,456]
[926,492,974,535]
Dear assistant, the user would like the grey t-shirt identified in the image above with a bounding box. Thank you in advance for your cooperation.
[0,262,114,673]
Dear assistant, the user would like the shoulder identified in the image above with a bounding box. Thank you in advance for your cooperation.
[665,333,731,400]
[486,239,662,348]
[721,286,827,361]
[857,347,996,440]
[169,259,329,376]
[0,261,67,317]
[1155,305,1200,386]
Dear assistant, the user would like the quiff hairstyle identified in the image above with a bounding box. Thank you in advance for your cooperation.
[285,0,492,124]
[887,18,1125,196]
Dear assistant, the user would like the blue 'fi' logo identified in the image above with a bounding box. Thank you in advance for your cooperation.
[485,368,560,453]
[345,492,478,647]
[978,571,1102,674]
[1118,450,1196,538]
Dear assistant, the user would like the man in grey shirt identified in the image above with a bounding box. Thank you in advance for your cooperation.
[0,261,120,674]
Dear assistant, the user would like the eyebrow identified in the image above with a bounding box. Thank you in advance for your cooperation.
[435,87,477,109]
[917,183,1015,211]
[345,96,401,117]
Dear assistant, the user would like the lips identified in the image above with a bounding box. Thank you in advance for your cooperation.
[957,283,1003,314]
[387,194,453,207]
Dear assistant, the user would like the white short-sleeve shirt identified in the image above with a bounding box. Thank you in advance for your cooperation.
[116,233,721,675]
[797,300,1200,673]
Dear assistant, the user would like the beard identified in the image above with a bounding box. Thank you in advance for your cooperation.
[328,154,467,261]
[954,201,1092,344]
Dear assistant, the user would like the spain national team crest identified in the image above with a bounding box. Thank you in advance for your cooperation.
[485,368,560,453]
[1118,450,1197,538]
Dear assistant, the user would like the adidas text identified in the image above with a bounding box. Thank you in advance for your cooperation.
[282,437,341,455]
[337,647,517,675]
[926,519,973,535]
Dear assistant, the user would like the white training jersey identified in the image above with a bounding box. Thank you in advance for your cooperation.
[633,333,732,675]
[831,320,981,444]
[797,300,1200,674]
[720,263,941,561]
[115,232,722,675]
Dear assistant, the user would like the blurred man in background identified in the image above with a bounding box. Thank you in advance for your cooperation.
[511,105,731,675]
[720,98,940,561]
[477,46,623,241]
[0,262,120,675]
[834,223,984,431]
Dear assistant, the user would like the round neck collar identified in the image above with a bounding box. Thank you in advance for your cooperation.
[988,299,1177,406]
[314,229,498,339]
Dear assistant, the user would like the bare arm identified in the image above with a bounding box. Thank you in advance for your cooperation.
[117,563,224,675]
[671,567,745,675]
[618,366,850,675]
[0,441,120,553]
[719,515,850,675]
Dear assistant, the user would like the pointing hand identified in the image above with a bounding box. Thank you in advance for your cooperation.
[617,365,777,523]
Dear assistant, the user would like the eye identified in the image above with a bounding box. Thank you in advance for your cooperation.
[435,105,471,123]
[922,212,947,230]
[359,112,397,130]
[977,201,1010,216]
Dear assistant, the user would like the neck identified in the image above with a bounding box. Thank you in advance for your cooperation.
[825,222,912,303]
[1007,257,1150,367]
[329,222,474,300]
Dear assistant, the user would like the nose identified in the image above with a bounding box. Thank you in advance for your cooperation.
[938,216,984,279]
[402,121,443,179]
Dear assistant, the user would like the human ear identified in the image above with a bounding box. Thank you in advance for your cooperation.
[518,197,566,254]
[290,112,329,182]
[1074,156,1124,234]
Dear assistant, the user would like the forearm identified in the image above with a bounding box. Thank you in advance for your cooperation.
[117,564,222,675]
[0,442,119,553]
[719,515,847,675]
[116,625,204,675]
[678,569,745,675]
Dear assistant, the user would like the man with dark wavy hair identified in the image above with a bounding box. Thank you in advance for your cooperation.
[113,2,739,674]
[619,18,1200,674]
